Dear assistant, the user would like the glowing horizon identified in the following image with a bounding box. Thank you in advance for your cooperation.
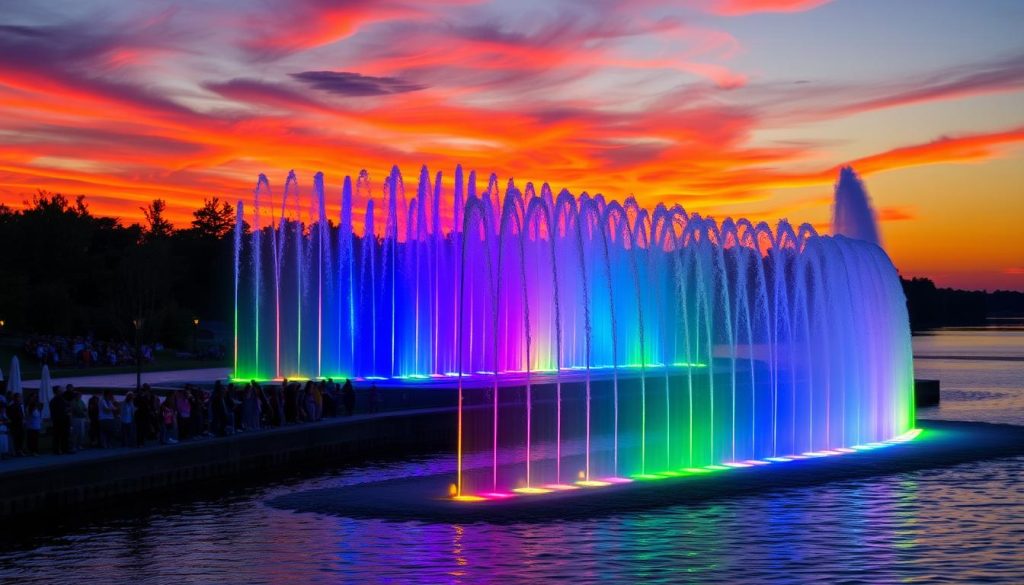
[0,1,1021,290]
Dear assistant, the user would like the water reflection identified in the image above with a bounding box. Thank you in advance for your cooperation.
[1,451,1021,584]
[1,328,1022,583]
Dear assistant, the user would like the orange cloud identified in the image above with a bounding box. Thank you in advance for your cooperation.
[849,127,1024,174]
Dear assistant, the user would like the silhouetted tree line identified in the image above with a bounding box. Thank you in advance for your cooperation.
[901,277,1024,331]
[0,192,238,349]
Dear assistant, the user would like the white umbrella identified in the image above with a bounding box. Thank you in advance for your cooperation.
[38,364,52,419]
[7,356,21,396]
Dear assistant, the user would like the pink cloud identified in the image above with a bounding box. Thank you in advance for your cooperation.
[709,0,832,15]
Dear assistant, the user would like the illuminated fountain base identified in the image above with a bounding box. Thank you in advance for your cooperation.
[269,419,1024,522]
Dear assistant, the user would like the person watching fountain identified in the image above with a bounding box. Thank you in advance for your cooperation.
[87,395,100,447]
[69,388,87,453]
[0,404,9,460]
[7,393,24,457]
[134,385,154,447]
[160,394,178,444]
[49,385,72,455]
[175,388,192,440]
[119,392,136,447]
[98,390,118,448]
[342,379,355,416]
[25,398,42,455]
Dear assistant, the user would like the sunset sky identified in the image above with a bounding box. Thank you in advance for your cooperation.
[0,0,1021,290]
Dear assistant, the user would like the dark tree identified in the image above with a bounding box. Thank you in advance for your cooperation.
[191,197,235,238]
[141,199,173,240]
[0,192,231,347]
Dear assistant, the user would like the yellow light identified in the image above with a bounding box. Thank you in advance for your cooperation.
[452,495,487,502]
[576,480,611,487]
[513,487,553,495]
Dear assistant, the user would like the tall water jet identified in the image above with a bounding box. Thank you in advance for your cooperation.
[832,166,881,246]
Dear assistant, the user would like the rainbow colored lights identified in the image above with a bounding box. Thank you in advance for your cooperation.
[449,428,923,502]
[233,165,916,500]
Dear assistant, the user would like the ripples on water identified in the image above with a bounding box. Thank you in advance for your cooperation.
[1,328,1022,584]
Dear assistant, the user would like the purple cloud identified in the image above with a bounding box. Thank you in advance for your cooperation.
[290,71,425,96]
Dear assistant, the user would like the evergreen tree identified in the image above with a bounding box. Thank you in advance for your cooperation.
[141,199,173,240]
[190,197,235,238]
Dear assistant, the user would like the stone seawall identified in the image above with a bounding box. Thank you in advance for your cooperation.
[0,406,457,519]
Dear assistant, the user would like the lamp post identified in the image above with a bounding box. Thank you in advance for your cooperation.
[133,317,144,392]
[192,318,200,355]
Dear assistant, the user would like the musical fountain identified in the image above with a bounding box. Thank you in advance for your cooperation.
[235,164,916,503]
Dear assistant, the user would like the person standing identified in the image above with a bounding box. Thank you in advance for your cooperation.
[312,382,323,421]
[175,388,192,440]
[283,379,296,423]
[49,386,72,455]
[210,383,228,436]
[302,381,316,422]
[120,392,136,447]
[342,379,355,416]
[7,393,25,456]
[134,385,151,447]
[69,390,88,453]
[98,390,117,448]
[25,398,42,455]
[160,396,178,444]
[0,404,9,459]
[242,384,259,431]
[87,395,100,447]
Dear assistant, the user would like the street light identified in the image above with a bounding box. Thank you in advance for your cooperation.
[133,317,144,392]
[192,318,200,355]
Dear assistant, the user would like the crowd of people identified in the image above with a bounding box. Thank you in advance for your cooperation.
[24,335,157,368]
[0,378,379,459]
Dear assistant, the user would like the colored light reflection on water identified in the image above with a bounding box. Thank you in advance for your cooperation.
[452,429,925,503]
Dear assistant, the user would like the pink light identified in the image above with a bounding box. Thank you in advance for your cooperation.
[602,477,634,484]
[480,492,516,499]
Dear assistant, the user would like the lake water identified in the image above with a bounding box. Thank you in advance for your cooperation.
[2,328,1022,583]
